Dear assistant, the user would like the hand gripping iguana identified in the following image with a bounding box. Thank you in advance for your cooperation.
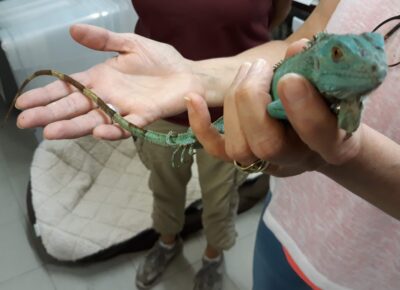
[7,32,388,162]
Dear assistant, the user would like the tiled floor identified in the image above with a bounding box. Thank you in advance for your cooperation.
[0,106,263,290]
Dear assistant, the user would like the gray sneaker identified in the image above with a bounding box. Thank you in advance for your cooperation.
[135,238,183,289]
[193,254,224,290]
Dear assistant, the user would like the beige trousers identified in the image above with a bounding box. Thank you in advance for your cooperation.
[134,119,247,250]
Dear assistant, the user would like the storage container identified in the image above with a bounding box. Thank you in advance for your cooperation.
[0,0,137,103]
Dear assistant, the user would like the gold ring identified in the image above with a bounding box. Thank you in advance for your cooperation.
[233,159,270,173]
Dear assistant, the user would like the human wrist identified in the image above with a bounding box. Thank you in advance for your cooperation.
[191,57,242,107]
[316,124,367,175]
[314,123,400,219]
[188,40,289,107]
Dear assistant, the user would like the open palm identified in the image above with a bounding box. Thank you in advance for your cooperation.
[16,24,202,140]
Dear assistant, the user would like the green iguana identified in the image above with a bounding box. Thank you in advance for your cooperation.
[7,32,389,160]
[268,32,387,134]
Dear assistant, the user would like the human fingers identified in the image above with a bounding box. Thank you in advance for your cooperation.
[284,38,309,59]
[15,71,90,109]
[92,124,131,140]
[278,73,361,165]
[42,108,111,140]
[186,93,231,160]
[223,62,257,164]
[235,59,291,162]
[92,111,151,140]
[16,90,97,129]
[70,24,142,53]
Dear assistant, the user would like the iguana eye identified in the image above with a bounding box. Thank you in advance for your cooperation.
[332,46,343,62]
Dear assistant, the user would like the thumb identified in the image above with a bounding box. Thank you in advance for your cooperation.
[278,73,345,163]
[70,24,129,53]
[278,73,334,128]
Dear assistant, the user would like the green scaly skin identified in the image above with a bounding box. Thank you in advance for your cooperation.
[268,32,387,134]
[7,32,388,155]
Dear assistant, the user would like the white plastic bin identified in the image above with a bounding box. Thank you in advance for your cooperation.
[0,0,137,102]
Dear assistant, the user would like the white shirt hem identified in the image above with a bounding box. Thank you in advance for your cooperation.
[263,209,351,290]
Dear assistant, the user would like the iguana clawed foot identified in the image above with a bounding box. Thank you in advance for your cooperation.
[337,98,364,135]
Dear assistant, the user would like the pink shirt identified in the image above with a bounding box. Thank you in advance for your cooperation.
[265,1,400,289]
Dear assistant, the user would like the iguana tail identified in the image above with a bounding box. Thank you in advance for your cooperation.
[5,70,202,149]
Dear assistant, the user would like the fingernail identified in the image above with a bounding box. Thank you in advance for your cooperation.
[281,74,309,109]
[16,115,24,128]
[184,96,192,108]
[185,96,195,112]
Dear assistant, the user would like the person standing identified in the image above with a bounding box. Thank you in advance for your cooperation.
[131,1,291,289]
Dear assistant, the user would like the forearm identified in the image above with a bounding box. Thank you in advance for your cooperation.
[190,0,340,106]
[191,40,288,106]
[319,125,400,220]
[270,0,292,30]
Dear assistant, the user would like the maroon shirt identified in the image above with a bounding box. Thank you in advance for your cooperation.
[132,0,273,125]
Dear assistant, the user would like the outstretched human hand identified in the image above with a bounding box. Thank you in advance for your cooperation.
[15,24,203,140]
[186,40,363,177]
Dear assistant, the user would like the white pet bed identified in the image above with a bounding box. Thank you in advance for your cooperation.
[28,136,201,262]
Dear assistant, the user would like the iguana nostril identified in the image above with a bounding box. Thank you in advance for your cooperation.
[361,49,368,57]
[372,64,387,83]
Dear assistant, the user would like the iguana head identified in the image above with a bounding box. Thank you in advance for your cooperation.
[312,32,388,101]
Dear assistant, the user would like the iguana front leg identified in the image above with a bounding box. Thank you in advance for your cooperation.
[264,97,364,136]
[267,95,365,137]
[337,97,364,134]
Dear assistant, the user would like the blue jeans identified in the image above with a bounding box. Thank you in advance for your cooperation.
[252,193,311,290]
